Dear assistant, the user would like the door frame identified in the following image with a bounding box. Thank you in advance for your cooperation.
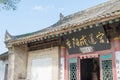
[66,49,113,80]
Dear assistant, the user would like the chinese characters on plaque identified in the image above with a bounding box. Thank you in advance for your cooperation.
[116,51,120,80]
[63,27,110,54]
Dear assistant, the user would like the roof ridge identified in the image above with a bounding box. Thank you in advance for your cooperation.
[49,0,116,28]
[62,0,116,22]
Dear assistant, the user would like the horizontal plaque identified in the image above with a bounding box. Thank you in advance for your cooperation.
[63,26,110,54]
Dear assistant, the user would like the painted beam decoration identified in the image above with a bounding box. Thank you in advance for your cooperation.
[63,26,110,54]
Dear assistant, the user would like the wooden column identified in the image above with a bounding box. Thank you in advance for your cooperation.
[60,46,67,80]
[99,55,102,80]
[77,58,80,80]
[66,56,69,80]
[112,38,120,80]
[113,38,120,51]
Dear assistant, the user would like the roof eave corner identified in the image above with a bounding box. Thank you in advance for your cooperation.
[4,30,14,47]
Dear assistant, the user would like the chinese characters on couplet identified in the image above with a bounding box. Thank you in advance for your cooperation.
[66,32,105,49]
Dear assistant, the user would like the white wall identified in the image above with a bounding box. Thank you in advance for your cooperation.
[0,61,5,80]
[31,58,52,80]
[27,47,59,80]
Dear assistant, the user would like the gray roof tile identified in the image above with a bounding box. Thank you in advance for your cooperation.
[6,0,120,42]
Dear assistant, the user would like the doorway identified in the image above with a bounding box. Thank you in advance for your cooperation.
[80,58,100,80]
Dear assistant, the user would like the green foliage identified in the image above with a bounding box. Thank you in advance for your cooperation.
[0,0,20,10]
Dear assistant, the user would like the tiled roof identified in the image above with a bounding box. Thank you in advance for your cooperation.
[0,52,8,60]
[5,0,120,46]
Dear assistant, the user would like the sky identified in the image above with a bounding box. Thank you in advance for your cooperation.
[0,0,109,54]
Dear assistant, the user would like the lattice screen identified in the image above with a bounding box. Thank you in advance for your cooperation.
[102,60,113,80]
[70,63,77,80]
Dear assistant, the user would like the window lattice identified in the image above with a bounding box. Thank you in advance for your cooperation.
[70,63,77,80]
[102,60,113,80]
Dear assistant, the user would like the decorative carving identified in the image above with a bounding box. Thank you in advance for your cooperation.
[103,22,120,39]
[59,13,64,21]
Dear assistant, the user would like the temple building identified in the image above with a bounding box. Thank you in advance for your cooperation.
[4,0,120,80]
